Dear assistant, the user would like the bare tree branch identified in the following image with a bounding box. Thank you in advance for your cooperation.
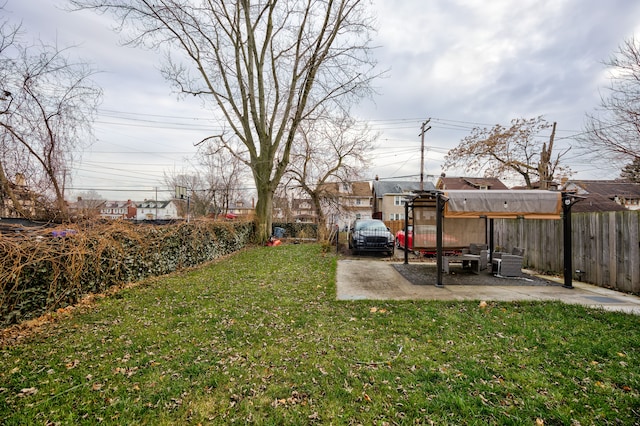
[1,9,101,219]
[284,111,376,228]
[443,117,572,188]
[581,37,640,163]
[68,0,379,241]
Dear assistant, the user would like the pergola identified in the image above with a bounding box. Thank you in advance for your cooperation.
[402,190,583,287]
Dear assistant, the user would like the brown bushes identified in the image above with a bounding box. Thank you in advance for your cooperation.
[0,220,253,326]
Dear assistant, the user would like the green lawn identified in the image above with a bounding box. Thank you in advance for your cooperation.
[1,244,638,425]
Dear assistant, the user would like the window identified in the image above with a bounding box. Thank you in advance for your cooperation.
[355,198,361,205]
[389,213,404,220]
[394,196,403,206]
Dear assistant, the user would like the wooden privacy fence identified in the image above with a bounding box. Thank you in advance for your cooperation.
[494,211,640,294]
[385,220,406,236]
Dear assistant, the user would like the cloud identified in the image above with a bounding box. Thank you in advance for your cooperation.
[6,0,640,197]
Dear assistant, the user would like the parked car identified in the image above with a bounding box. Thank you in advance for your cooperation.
[396,225,459,255]
[348,219,394,255]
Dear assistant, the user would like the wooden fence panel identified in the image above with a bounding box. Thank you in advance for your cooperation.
[384,220,405,236]
[494,211,640,294]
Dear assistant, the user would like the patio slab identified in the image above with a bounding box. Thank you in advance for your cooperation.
[336,259,640,315]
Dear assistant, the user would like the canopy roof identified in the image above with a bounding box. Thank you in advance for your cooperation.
[442,190,562,219]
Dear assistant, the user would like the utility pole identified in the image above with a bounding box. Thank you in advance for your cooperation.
[419,118,431,191]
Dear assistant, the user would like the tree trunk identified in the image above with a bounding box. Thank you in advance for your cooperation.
[311,194,327,240]
[538,121,556,190]
[254,184,274,243]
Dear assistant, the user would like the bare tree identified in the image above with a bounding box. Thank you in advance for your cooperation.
[198,143,248,217]
[0,4,29,218]
[163,170,209,218]
[284,112,375,230]
[582,37,640,163]
[443,117,572,189]
[620,157,640,183]
[164,146,248,219]
[69,0,378,241]
[0,15,101,219]
[71,189,105,219]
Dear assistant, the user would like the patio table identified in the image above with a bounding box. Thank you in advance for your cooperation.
[442,254,482,274]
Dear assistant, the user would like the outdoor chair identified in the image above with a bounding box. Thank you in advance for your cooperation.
[511,247,525,256]
[491,252,503,274]
[479,249,488,271]
[469,243,488,255]
[497,254,524,277]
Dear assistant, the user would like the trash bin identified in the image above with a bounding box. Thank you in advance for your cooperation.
[273,227,285,238]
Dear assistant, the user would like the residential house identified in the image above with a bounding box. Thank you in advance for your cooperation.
[291,198,317,223]
[272,196,291,222]
[561,180,640,212]
[136,200,180,220]
[68,197,107,219]
[227,199,255,219]
[319,181,373,229]
[100,200,137,220]
[0,173,38,218]
[435,175,509,190]
[372,179,434,221]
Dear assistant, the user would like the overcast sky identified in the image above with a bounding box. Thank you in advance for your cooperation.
[5,0,640,200]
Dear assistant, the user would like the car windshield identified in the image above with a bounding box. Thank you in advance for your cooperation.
[355,220,387,232]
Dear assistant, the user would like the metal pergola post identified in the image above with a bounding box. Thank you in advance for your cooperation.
[561,192,587,289]
[403,200,410,265]
[436,192,445,288]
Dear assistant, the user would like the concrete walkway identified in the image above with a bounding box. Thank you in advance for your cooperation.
[336,259,640,315]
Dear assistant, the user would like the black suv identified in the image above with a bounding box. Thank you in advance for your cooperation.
[348,219,395,256]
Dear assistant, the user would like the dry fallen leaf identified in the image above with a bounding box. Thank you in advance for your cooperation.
[479,301,487,309]
[18,387,38,397]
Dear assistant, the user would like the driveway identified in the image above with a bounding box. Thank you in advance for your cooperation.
[336,257,640,315]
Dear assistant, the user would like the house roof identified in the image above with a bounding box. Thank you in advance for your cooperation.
[570,193,627,213]
[564,180,640,199]
[372,180,434,196]
[103,200,133,209]
[436,176,509,190]
[137,200,173,209]
[562,180,640,212]
[320,181,372,197]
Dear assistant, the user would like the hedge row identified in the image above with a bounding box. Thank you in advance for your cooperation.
[0,220,254,326]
